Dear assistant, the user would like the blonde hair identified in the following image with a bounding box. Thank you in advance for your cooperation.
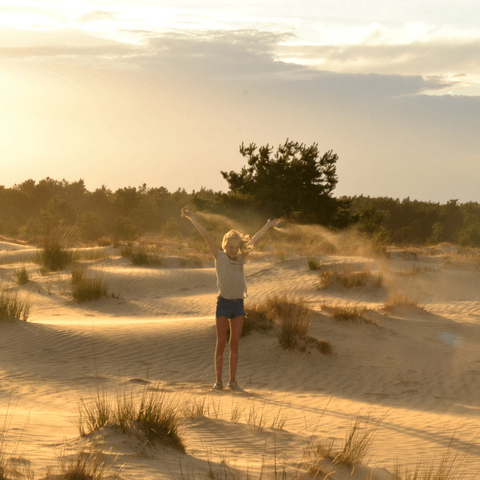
[222,230,251,252]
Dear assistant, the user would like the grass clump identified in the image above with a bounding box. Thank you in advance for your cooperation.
[14,266,29,286]
[306,415,382,473]
[77,386,185,452]
[120,245,164,266]
[246,294,331,353]
[0,288,31,322]
[393,436,469,480]
[322,304,374,325]
[384,293,422,311]
[333,416,379,467]
[38,230,74,273]
[318,264,383,289]
[70,266,110,303]
[307,256,322,270]
[45,447,119,480]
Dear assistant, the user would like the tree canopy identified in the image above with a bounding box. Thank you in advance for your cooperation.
[220,140,350,226]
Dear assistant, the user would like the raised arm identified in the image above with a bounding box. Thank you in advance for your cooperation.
[246,219,281,252]
[181,206,219,259]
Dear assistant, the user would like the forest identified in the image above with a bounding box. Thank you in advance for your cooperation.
[1,141,479,247]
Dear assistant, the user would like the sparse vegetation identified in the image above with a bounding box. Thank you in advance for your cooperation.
[70,266,110,303]
[322,303,374,324]
[305,414,382,475]
[120,244,164,266]
[14,266,29,286]
[317,264,383,289]
[0,288,31,322]
[45,448,118,480]
[393,436,469,480]
[37,230,74,272]
[307,256,322,270]
[384,293,422,311]
[77,386,185,452]
[245,294,332,353]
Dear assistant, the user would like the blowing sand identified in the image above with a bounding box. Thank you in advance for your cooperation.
[1,241,480,479]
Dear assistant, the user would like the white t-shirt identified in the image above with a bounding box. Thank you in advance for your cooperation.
[215,250,247,299]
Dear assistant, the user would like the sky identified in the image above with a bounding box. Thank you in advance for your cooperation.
[1,1,480,203]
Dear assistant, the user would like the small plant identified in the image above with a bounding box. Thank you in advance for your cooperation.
[384,293,422,311]
[45,447,118,480]
[0,288,31,322]
[243,302,275,337]
[14,267,30,286]
[245,294,328,352]
[393,436,468,480]
[306,415,382,472]
[307,256,322,270]
[318,265,383,289]
[322,304,374,324]
[245,398,268,432]
[333,416,378,467]
[120,245,164,266]
[71,267,110,303]
[38,229,74,272]
[77,386,185,452]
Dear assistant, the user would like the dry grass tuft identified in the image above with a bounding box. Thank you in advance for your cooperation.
[307,256,322,270]
[120,244,164,266]
[70,266,111,303]
[393,436,469,480]
[332,416,380,467]
[305,414,383,473]
[37,230,75,273]
[45,447,119,480]
[384,293,422,311]
[246,294,331,353]
[322,304,374,324]
[318,264,383,290]
[76,386,185,452]
[13,266,30,286]
[0,288,31,322]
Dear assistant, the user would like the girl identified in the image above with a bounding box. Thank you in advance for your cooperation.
[181,207,279,392]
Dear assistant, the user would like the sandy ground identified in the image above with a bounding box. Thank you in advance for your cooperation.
[1,241,480,479]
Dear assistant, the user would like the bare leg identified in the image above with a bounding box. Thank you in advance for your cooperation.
[228,316,244,382]
[215,316,229,383]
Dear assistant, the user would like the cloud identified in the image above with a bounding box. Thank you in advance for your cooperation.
[79,10,117,23]
[0,43,140,59]
[278,41,480,77]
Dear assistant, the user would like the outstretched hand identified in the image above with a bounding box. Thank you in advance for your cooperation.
[181,206,194,219]
[268,219,282,228]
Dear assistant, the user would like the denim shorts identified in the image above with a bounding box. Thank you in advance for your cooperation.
[215,296,246,319]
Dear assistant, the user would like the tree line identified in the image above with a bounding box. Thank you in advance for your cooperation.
[1,140,479,247]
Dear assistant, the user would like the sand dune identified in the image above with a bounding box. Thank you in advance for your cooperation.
[1,247,480,478]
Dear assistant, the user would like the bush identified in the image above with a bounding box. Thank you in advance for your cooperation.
[0,288,31,322]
